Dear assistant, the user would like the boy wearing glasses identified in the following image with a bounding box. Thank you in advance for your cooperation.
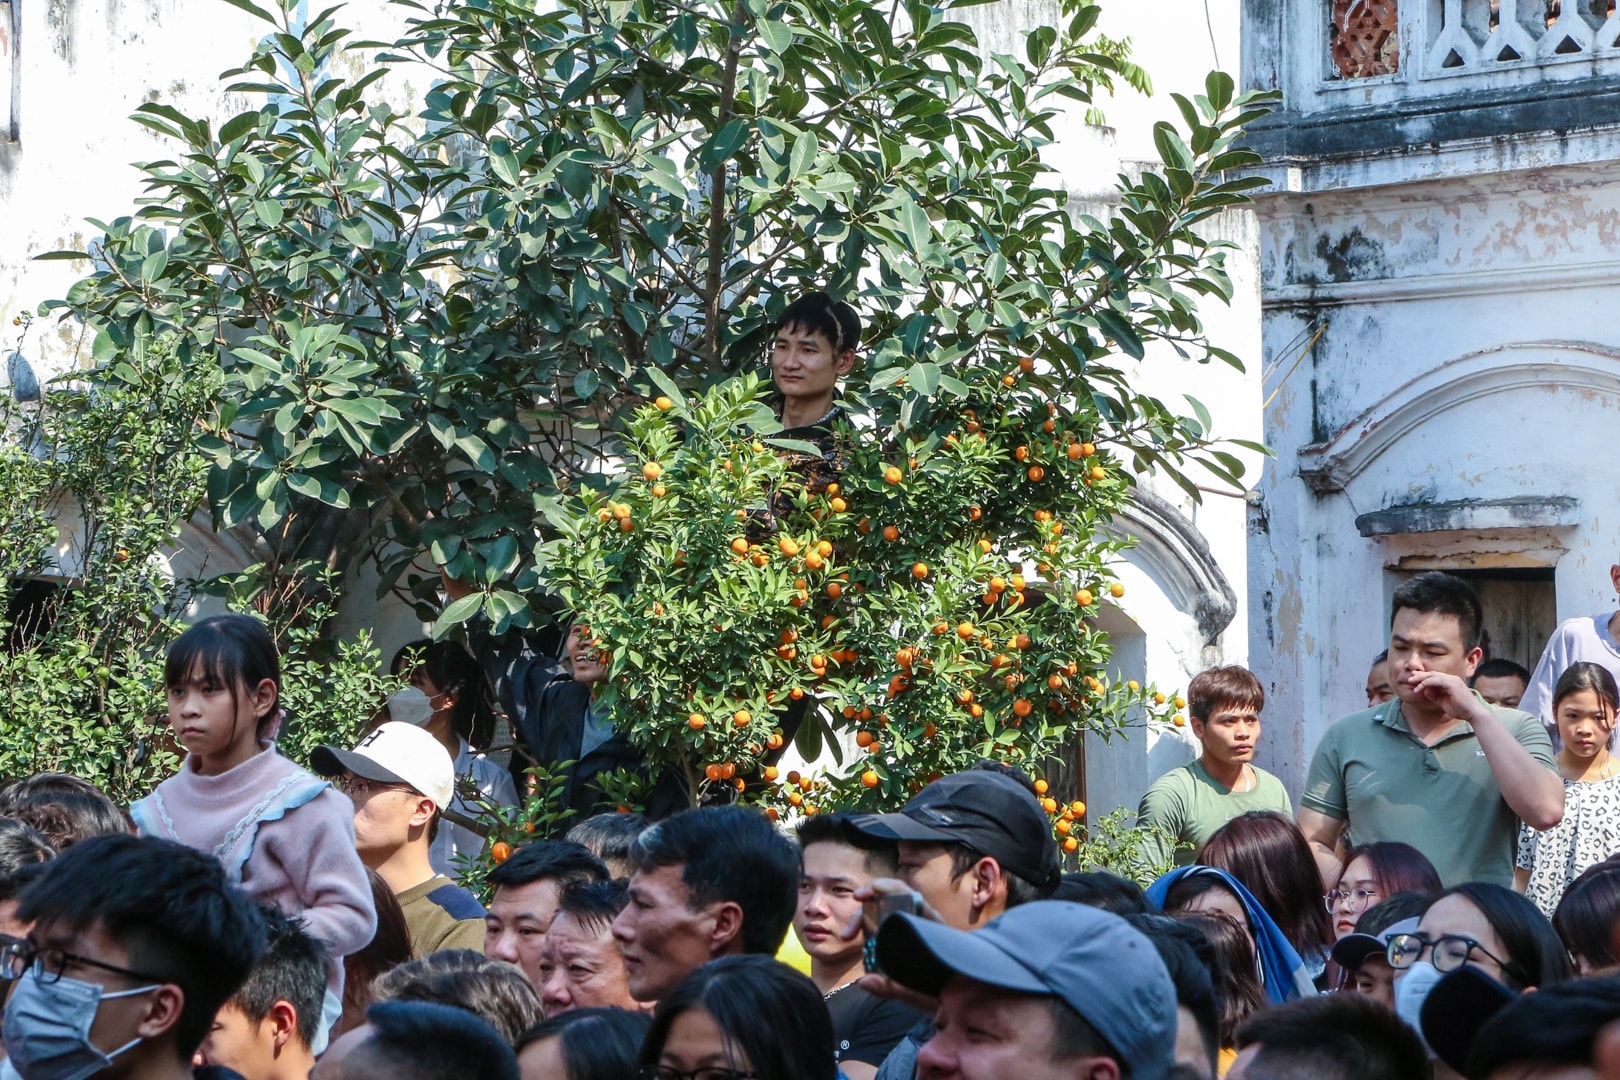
[313,723,486,957]
[1,833,265,1080]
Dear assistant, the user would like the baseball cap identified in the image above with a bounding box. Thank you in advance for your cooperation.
[844,770,1059,888]
[311,722,456,810]
[1420,966,1517,1076]
[875,900,1175,1080]
[1330,915,1420,971]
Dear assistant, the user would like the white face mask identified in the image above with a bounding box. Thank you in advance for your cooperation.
[1393,960,1444,1055]
[387,687,434,727]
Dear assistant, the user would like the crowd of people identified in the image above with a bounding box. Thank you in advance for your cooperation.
[9,294,1620,1080]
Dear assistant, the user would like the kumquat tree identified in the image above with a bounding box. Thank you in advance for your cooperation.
[35,0,1275,853]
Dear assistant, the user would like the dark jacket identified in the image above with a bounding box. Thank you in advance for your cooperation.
[464,620,688,823]
[512,675,689,822]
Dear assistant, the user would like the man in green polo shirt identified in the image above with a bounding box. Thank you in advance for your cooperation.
[1137,665,1292,870]
[1299,572,1564,888]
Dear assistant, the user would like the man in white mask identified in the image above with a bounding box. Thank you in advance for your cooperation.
[0,833,265,1080]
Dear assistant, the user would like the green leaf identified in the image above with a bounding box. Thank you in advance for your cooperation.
[757,19,792,54]
[216,0,277,24]
[1095,308,1145,360]
[789,131,817,179]
[218,111,261,144]
[433,593,485,637]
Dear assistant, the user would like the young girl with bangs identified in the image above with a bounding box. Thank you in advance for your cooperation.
[1517,661,1620,918]
[131,614,376,1042]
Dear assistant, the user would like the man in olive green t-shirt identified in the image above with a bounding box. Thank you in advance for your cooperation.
[1299,573,1564,889]
[1137,665,1292,870]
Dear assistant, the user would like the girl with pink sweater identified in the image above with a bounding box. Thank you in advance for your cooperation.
[131,614,375,1040]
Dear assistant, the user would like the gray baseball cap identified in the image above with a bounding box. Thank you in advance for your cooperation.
[875,900,1175,1080]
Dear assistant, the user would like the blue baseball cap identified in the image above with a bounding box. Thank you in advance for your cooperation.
[875,900,1176,1079]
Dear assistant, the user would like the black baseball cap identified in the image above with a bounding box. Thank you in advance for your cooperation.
[844,769,1060,888]
[1420,966,1517,1076]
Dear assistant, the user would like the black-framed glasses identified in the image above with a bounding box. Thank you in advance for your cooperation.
[0,941,165,986]
[638,1067,758,1080]
[1325,887,1379,913]
[1386,932,1520,977]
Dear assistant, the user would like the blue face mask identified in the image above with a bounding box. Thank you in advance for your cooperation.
[1393,960,1444,1055]
[1,966,155,1080]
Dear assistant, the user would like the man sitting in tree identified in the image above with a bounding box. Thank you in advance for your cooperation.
[759,292,861,529]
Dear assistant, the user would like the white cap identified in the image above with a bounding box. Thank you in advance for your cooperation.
[311,721,455,810]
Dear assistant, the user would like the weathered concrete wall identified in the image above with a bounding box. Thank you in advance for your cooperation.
[1246,0,1620,795]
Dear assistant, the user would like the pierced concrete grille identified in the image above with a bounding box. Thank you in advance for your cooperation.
[1428,0,1620,73]
[1332,0,1401,78]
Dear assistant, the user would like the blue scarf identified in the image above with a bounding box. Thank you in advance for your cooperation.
[1145,865,1317,1003]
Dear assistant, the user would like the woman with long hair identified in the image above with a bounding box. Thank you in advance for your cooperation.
[1389,882,1571,1077]
[1327,841,1443,940]
[1176,911,1267,1076]
[639,955,836,1080]
[1198,811,1334,976]
[1517,662,1620,917]
[1148,864,1316,1002]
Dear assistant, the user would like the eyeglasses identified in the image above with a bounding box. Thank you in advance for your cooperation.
[0,941,165,986]
[1386,932,1520,977]
[335,775,415,799]
[1324,887,1379,913]
[638,1068,758,1080]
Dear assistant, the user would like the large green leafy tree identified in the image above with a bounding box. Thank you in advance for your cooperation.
[0,332,390,801]
[44,0,1269,630]
[35,0,1275,837]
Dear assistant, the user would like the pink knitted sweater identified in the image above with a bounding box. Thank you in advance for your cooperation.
[130,746,376,959]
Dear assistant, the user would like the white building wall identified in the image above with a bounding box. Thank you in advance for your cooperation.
[1244,0,1620,796]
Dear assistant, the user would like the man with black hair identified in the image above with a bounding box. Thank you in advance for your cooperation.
[312,1000,518,1080]
[795,813,922,1080]
[1228,993,1427,1080]
[1051,872,1148,915]
[1472,658,1531,711]
[1126,914,1220,1079]
[538,880,643,1014]
[610,806,799,1003]
[0,819,52,938]
[1299,571,1563,887]
[1366,650,1395,707]
[483,840,608,988]
[565,811,647,877]
[843,766,1061,1080]
[3,833,267,1080]
[771,291,860,432]
[194,909,327,1080]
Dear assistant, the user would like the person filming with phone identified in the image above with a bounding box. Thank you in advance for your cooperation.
[840,762,1061,1080]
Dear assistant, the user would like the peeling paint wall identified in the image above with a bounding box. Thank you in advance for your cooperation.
[1247,1,1620,796]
